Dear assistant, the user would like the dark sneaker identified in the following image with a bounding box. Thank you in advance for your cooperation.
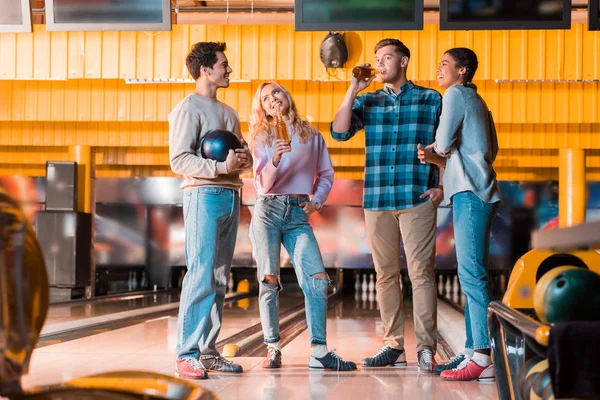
[362,346,407,367]
[434,353,467,375]
[417,348,438,373]
[199,355,243,373]
[309,351,357,371]
[262,347,282,369]
[175,358,208,379]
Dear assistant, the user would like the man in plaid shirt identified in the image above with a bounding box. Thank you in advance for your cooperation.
[331,38,443,373]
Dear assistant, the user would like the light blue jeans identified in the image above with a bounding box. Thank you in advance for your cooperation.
[250,195,328,346]
[452,191,500,351]
[176,186,239,359]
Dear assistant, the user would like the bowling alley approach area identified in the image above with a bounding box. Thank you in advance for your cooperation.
[3,1,600,400]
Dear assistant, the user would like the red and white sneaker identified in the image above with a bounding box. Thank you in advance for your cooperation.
[440,359,495,382]
[176,358,208,379]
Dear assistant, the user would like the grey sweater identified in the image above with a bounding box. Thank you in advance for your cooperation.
[434,84,501,205]
[169,93,243,190]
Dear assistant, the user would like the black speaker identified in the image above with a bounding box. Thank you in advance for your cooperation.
[35,211,92,288]
[46,161,77,211]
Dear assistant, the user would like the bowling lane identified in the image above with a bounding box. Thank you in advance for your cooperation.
[217,292,308,340]
[45,291,182,325]
[23,292,307,390]
[210,298,499,400]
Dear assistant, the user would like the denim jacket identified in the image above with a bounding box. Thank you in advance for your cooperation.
[434,83,501,205]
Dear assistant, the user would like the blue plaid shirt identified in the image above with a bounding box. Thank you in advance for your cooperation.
[331,81,442,211]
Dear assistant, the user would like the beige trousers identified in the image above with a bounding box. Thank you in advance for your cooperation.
[364,199,438,353]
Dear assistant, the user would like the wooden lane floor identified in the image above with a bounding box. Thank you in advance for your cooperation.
[21,296,499,399]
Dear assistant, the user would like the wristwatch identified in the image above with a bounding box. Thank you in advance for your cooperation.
[313,201,323,211]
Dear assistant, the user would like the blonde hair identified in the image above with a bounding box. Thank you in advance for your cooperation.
[248,81,315,149]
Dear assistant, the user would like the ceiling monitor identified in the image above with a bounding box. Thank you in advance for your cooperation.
[46,0,171,32]
[590,0,600,30]
[0,0,32,33]
[294,0,424,31]
[440,0,571,30]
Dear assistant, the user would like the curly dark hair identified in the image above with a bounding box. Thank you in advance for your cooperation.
[186,42,227,80]
[445,47,478,85]
[374,38,410,59]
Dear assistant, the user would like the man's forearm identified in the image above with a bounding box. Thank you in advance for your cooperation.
[332,86,360,133]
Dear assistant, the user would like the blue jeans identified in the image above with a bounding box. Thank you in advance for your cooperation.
[250,195,328,346]
[176,186,239,359]
[452,191,499,350]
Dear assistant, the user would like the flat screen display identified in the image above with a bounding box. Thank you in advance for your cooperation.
[0,0,31,32]
[294,0,423,31]
[440,0,571,30]
[46,0,171,32]
[590,0,600,30]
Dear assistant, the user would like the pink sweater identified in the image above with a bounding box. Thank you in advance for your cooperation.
[252,124,334,205]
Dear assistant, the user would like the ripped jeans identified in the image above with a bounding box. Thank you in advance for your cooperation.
[250,194,328,345]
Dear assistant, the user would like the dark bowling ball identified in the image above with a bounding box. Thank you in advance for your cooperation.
[200,129,242,162]
[544,268,600,323]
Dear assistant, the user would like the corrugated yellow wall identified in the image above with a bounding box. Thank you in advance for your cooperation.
[2,80,600,124]
[2,24,600,81]
[1,24,600,180]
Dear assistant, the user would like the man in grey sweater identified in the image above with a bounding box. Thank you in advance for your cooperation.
[169,41,252,379]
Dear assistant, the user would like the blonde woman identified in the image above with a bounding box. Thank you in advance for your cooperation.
[248,81,356,371]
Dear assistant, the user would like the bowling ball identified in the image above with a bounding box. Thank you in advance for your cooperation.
[542,382,555,400]
[517,356,543,400]
[531,368,552,400]
[523,359,548,400]
[543,269,600,323]
[533,266,578,322]
[200,129,242,162]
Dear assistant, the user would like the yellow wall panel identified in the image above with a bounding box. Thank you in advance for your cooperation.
[101,32,120,78]
[84,32,102,78]
[2,120,600,152]
[497,168,558,181]
[188,25,207,50]
[581,31,600,79]
[154,31,172,79]
[2,23,600,182]
[76,80,92,121]
[15,32,33,80]
[37,81,52,121]
[10,81,25,120]
[119,31,137,79]
[240,25,258,80]
[3,24,600,81]
[0,165,46,176]
[50,32,68,79]
[0,33,17,79]
[67,32,85,79]
[23,80,37,120]
[136,32,154,79]
[223,25,242,80]
[33,26,50,79]
[4,80,600,124]
[96,165,174,177]
[63,80,78,121]
[564,25,582,80]
[49,81,65,121]
[0,146,68,164]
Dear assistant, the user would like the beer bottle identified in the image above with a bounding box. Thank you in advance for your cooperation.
[352,66,376,81]
[275,107,291,145]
